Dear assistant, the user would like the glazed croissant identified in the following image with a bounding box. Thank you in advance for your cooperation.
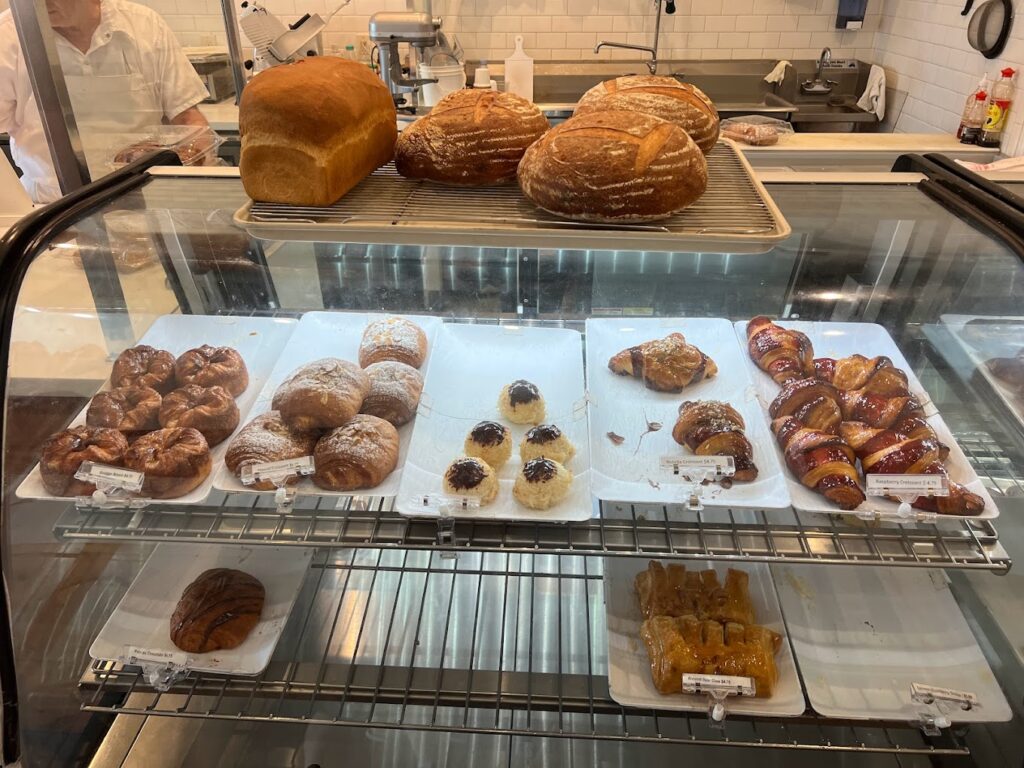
[746,316,814,386]
[772,415,865,510]
[608,333,717,393]
[813,354,909,395]
[635,560,756,625]
[768,378,842,434]
[839,389,924,428]
[672,400,758,481]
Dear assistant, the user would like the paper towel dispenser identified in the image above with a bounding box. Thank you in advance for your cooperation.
[836,0,868,29]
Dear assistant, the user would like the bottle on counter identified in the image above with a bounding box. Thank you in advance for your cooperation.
[960,90,989,144]
[957,73,991,139]
[979,68,1016,148]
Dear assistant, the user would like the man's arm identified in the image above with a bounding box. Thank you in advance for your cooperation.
[169,105,217,165]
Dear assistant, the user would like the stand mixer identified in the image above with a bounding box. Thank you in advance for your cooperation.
[368,12,442,108]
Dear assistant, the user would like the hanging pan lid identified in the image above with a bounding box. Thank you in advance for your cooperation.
[968,0,1014,59]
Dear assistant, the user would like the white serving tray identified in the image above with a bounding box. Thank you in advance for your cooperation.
[90,544,312,676]
[212,311,442,499]
[17,314,296,505]
[939,314,1024,427]
[733,320,999,520]
[603,558,805,717]
[773,565,1011,724]
[396,323,592,522]
[586,318,790,510]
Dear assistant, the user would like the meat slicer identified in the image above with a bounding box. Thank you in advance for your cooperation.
[368,12,442,108]
[239,0,351,72]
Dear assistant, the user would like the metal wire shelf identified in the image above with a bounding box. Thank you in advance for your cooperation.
[79,551,970,756]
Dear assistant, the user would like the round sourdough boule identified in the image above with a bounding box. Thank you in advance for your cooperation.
[498,379,546,425]
[517,110,708,223]
[40,425,130,496]
[464,420,513,468]
[519,424,575,465]
[442,456,498,505]
[513,457,573,510]
[124,427,212,499]
[272,358,371,431]
[225,411,320,491]
[312,414,399,491]
[575,75,720,154]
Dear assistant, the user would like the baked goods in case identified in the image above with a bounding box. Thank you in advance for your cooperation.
[464,421,513,468]
[396,90,549,186]
[159,384,240,447]
[986,349,1024,397]
[813,354,908,394]
[312,414,399,491]
[574,76,720,154]
[746,316,814,386]
[442,456,498,505]
[768,378,842,434]
[609,333,717,393]
[517,110,708,223]
[39,426,130,496]
[111,345,176,393]
[239,57,398,206]
[225,411,319,491]
[772,416,864,510]
[175,346,249,397]
[672,401,758,481]
[498,379,546,425]
[360,361,423,427]
[513,457,573,510]
[838,389,924,429]
[86,386,161,434]
[170,568,265,654]
[635,561,755,625]
[359,317,428,369]
[124,427,212,499]
[272,358,370,431]
[520,424,575,465]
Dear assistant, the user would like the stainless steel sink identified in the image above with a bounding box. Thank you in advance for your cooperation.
[790,99,879,132]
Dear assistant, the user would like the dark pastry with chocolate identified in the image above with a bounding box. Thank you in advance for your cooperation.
[123,427,212,499]
[110,345,176,393]
[498,379,545,424]
[170,568,265,653]
[520,424,576,465]
[159,384,240,447]
[174,345,249,397]
[464,420,513,468]
[513,456,573,510]
[442,456,498,504]
[86,386,161,435]
[39,425,130,496]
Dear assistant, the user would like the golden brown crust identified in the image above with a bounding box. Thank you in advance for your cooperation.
[170,568,265,653]
[111,345,176,393]
[634,561,756,625]
[358,317,428,369]
[159,384,240,447]
[359,361,424,426]
[40,425,129,496]
[124,427,212,499]
[225,411,320,491]
[86,386,162,433]
[608,333,717,392]
[174,346,249,397]
[312,414,399,491]
[772,416,864,510]
[746,316,815,386]
[272,358,370,431]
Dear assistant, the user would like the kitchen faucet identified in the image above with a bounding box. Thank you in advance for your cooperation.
[594,0,675,75]
[801,46,837,94]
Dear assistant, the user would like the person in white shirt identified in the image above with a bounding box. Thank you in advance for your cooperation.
[0,0,211,203]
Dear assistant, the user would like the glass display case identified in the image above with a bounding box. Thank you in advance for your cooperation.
[1,154,1023,768]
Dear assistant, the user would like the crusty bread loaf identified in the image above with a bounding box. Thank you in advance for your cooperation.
[396,90,549,185]
[575,76,720,154]
[239,57,397,206]
[517,110,708,223]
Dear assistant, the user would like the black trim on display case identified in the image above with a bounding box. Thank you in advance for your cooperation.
[923,151,1024,215]
[0,150,179,765]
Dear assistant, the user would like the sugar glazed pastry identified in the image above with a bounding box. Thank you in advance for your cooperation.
[110,345,176,393]
[359,361,424,427]
[174,345,249,397]
[442,456,498,505]
[634,561,755,625]
[464,421,513,468]
[745,316,814,386]
[520,424,576,465]
[359,317,428,369]
[771,416,864,510]
[170,568,265,654]
[609,333,717,393]
[672,401,758,481]
[513,457,573,510]
[225,411,320,491]
[124,427,213,499]
[86,386,162,434]
[498,379,546,425]
[272,358,370,431]
[39,425,130,496]
[159,384,241,447]
[312,414,399,491]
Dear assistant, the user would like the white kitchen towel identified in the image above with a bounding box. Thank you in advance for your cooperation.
[857,64,886,120]
[764,60,791,84]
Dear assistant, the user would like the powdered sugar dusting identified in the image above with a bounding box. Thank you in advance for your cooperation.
[363,361,423,411]
[226,411,317,467]
[360,317,426,361]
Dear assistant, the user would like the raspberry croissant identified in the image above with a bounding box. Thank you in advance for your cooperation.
[813,354,909,395]
[839,389,924,428]
[672,400,758,481]
[772,416,865,510]
[608,333,717,393]
[746,316,814,386]
[768,378,842,434]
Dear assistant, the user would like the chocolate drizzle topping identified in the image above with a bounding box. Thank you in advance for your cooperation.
[470,421,508,447]
[446,458,487,490]
[507,379,540,406]
[522,457,557,483]
[526,424,561,444]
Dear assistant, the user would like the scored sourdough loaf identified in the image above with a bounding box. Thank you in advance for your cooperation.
[396,90,549,185]
[239,57,397,206]
[517,110,708,223]
[575,76,720,154]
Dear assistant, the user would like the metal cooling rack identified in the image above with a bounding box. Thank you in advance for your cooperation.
[78,551,969,756]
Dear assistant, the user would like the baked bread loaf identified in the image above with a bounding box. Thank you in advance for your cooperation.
[442,456,498,505]
[159,384,240,447]
[396,90,549,185]
[359,317,428,369]
[86,386,162,434]
[518,111,708,222]
[124,427,212,499]
[575,76,720,154]
[239,57,398,206]
[464,421,513,468]
[170,568,265,654]
[272,358,370,431]
[312,414,399,491]
[360,361,424,426]
[225,411,320,491]
[111,345,176,393]
[40,426,130,496]
[175,346,249,397]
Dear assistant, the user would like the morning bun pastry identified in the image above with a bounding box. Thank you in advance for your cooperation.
[224,411,320,491]
[123,427,212,499]
[442,456,498,505]
[159,384,240,447]
[464,420,513,468]
[272,358,370,431]
[110,345,176,393]
[174,345,249,397]
[86,386,162,434]
[513,457,573,510]
[359,361,424,427]
[498,379,545,425]
[519,424,575,465]
[39,425,130,496]
[359,317,428,369]
[312,414,399,491]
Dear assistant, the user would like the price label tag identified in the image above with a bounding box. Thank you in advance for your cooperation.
[122,645,188,668]
[911,682,977,708]
[75,462,144,492]
[660,455,735,478]
[682,673,755,697]
[415,493,481,516]
[240,456,315,485]
[865,474,949,497]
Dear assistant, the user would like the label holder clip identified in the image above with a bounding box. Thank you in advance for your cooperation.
[240,455,315,513]
[681,673,755,725]
[74,461,148,511]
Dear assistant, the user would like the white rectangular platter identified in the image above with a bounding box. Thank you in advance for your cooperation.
[212,311,442,499]
[586,318,790,510]
[603,558,805,717]
[733,320,999,520]
[17,314,296,505]
[773,564,1011,723]
[395,323,592,522]
[91,543,312,676]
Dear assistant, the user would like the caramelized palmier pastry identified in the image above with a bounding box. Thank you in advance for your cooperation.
[175,345,249,397]
[225,411,319,491]
[464,421,513,468]
[159,384,240,447]
[772,416,864,510]
[86,386,161,434]
[608,333,717,393]
[312,415,399,491]
[442,456,498,505]
[39,425,129,496]
[359,316,428,369]
[745,316,814,386]
[124,427,212,499]
[513,457,573,510]
[672,400,758,481]
[520,424,576,465]
[359,361,423,427]
[111,345,176,393]
[498,379,546,425]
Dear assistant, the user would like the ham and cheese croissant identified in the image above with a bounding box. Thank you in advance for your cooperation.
[608,333,717,393]
[772,415,865,510]
[746,316,814,386]
[672,400,758,481]
[768,378,842,433]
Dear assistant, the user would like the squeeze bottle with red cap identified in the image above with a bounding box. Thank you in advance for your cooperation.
[961,90,989,143]
[980,68,1016,147]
